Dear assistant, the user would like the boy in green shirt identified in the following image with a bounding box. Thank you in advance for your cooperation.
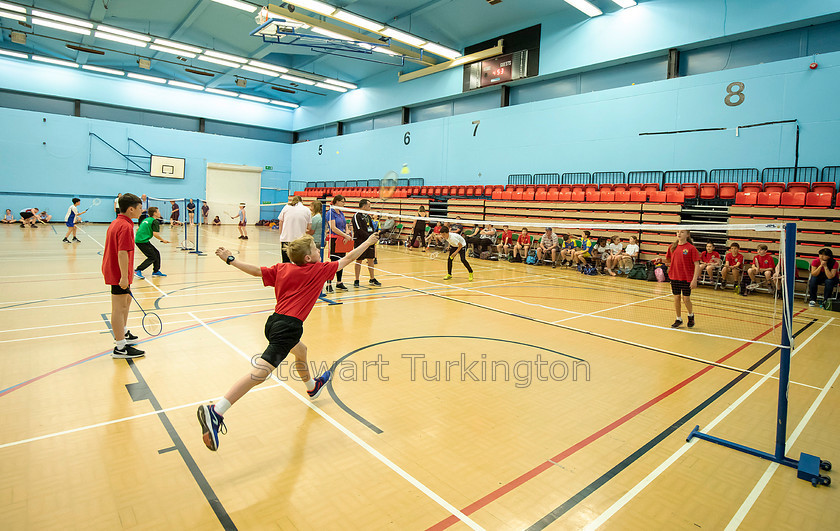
[134,206,170,279]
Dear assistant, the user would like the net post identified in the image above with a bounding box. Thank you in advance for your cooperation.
[775,222,796,460]
[190,199,204,255]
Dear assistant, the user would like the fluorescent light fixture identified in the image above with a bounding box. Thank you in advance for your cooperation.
[239,94,270,103]
[0,48,28,59]
[210,0,258,13]
[32,18,91,36]
[0,9,25,22]
[316,82,346,93]
[311,26,353,41]
[94,31,147,47]
[241,65,281,76]
[422,42,461,59]
[0,1,26,13]
[381,27,426,48]
[323,78,356,90]
[248,59,288,73]
[82,64,124,75]
[150,44,196,58]
[333,10,384,32]
[32,55,79,68]
[285,0,335,16]
[169,80,203,90]
[153,38,202,54]
[270,100,299,108]
[564,0,603,17]
[127,72,165,83]
[31,9,93,28]
[96,24,151,42]
[205,88,237,96]
[373,46,401,57]
[280,74,315,85]
[204,50,247,63]
[611,0,637,6]
[197,55,239,68]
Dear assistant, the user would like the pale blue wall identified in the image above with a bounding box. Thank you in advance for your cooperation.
[293,0,840,130]
[0,106,291,221]
[290,51,840,185]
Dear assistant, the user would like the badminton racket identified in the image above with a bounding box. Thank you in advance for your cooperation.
[80,197,101,215]
[379,170,398,201]
[130,292,163,336]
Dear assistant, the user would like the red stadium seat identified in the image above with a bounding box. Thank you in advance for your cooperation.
[780,191,805,206]
[585,189,601,202]
[699,183,718,199]
[681,183,699,199]
[535,190,547,201]
[811,182,836,194]
[599,184,614,192]
[547,190,560,201]
[571,184,585,194]
[757,192,781,206]
[741,182,762,193]
[719,183,738,200]
[763,182,785,194]
[512,189,523,200]
[457,187,466,196]
[420,187,428,196]
[522,190,535,201]
[558,191,572,202]
[434,187,442,195]
[630,190,646,202]
[663,183,681,192]
[643,183,660,194]
[628,184,642,192]
[600,190,615,202]
[786,182,810,194]
[547,184,559,193]
[666,190,685,203]
[613,184,628,192]
[806,192,832,207]
[735,192,758,205]
[571,190,585,202]
[499,190,510,200]
[465,186,474,196]
[559,184,572,193]
[492,190,502,200]
[649,190,667,202]
[614,190,631,202]
[584,183,599,193]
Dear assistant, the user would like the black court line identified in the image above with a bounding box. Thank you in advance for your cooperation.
[327,335,585,434]
[124,359,237,530]
[525,318,817,530]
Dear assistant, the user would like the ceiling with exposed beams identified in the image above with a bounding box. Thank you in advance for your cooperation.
[0,0,632,107]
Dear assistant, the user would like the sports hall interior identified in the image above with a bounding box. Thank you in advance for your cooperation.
[1,0,839,530]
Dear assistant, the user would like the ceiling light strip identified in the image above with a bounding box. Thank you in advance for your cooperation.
[248,59,288,73]
[96,24,152,42]
[32,18,91,36]
[197,55,239,68]
[81,64,124,75]
[563,0,603,17]
[31,9,93,28]
[32,55,79,68]
[210,0,259,13]
[0,48,28,59]
[280,74,315,85]
[0,1,26,13]
[315,82,346,93]
[333,10,383,32]
[284,0,335,16]
[168,80,204,90]
[204,50,248,63]
[0,8,26,22]
[149,44,196,58]
[127,72,166,83]
[153,38,203,54]
[94,31,147,47]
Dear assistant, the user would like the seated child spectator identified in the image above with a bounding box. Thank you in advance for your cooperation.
[594,236,609,272]
[212,216,222,226]
[535,227,560,267]
[700,242,721,282]
[744,244,775,294]
[426,221,443,250]
[39,210,52,223]
[718,242,744,289]
[2,209,14,223]
[559,234,576,266]
[619,236,640,271]
[808,248,838,307]
[572,231,596,267]
[605,235,623,276]
[497,225,514,258]
[513,228,530,262]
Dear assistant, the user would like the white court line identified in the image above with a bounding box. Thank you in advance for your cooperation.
[552,294,671,324]
[79,227,104,249]
[725,317,838,530]
[143,277,168,297]
[582,317,835,531]
[188,312,485,531]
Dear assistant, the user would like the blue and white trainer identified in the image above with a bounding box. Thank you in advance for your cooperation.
[152,271,167,277]
[197,404,226,451]
[134,269,144,279]
[307,370,331,400]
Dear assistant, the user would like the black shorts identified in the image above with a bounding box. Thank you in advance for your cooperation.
[261,313,304,367]
[20,211,34,220]
[354,240,375,260]
[110,285,132,295]
[671,280,692,296]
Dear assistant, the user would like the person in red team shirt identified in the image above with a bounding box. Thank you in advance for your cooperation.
[196,231,379,452]
[745,243,776,294]
[718,242,745,290]
[665,230,702,328]
[808,248,838,307]
[102,193,145,359]
[497,225,514,258]
[700,242,721,283]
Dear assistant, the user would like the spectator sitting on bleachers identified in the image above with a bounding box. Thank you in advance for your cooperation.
[513,228,530,262]
[465,223,494,255]
[559,234,576,266]
[572,231,596,267]
[535,227,560,267]
[605,235,623,276]
[700,242,721,284]
[808,248,838,307]
[744,243,776,295]
[451,216,464,234]
[497,225,514,258]
[718,242,744,290]
[426,221,443,250]
[619,236,640,272]
[594,237,609,273]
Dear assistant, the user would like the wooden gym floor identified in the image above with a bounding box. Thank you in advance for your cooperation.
[0,222,837,530]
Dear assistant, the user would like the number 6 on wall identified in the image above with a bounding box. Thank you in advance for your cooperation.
[404,131,410,145]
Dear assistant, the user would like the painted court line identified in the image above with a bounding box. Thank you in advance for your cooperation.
[189,312,485,531]
[552,294,671,323]
[582,316,834,531]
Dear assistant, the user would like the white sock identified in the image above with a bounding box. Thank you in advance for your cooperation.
[675,316,682,321]
[115,339,126,349]
[304,379,316,391]
[124,327,129,335]
[214,398,231,416]
[688,314,694,318]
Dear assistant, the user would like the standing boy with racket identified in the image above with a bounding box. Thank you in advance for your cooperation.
[62,198,84,243]
[197,231,380,451]
[103,193,145,359]
[135,206,170,278]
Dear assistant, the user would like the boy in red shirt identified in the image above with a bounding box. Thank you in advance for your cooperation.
[665,230,702,328]
[102,193,145,359]
[197,231,379,451]
[746,244,775,294]
[700,242,721,282]
[498,225,514,258]
[513,228,530,262]
[718,242,744,290]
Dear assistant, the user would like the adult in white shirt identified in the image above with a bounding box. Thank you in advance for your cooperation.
[278,196,312,262]
[605,235,624,276]
[434,225,473,281]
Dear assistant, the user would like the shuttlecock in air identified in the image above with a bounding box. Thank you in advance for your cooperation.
[400,163,410,175]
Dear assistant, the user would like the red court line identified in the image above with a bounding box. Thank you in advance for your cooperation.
[428,307,808,530]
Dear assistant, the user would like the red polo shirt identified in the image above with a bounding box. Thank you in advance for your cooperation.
[666,242,701,282]
[261,260,340,321]
[102,214,136,285]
